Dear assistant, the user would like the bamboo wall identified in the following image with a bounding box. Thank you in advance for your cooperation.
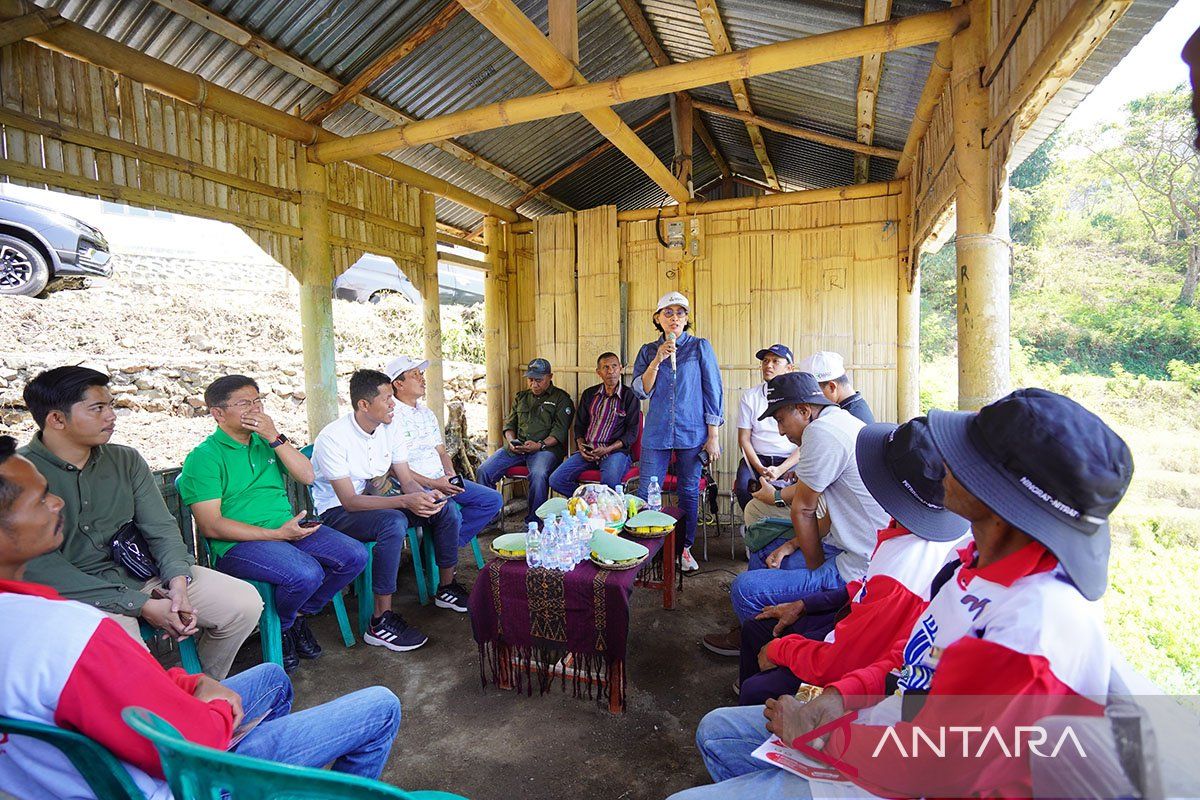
[506,193,902,488]
[0,42,421,283]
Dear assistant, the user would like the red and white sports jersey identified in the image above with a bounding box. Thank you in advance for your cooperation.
[766,521,965,687]
[817,540,1112,799]
[0,580,233,800]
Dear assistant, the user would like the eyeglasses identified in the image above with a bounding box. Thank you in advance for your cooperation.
[659,309,688,318]
[221,396,265,410]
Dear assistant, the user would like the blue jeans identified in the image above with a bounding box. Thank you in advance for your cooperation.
[476,448,562,525]
[664,705,815,800]
[452,479,504,545]
[548,451,633,497]
[214,526,367,631]
[731,540,845,623]
[225,662,400,779]
[637,446,703,548]
[320,501,462,596]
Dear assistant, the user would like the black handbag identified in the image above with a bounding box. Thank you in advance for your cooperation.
[110,520,160,582]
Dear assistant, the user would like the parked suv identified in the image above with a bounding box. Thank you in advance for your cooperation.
[0,195,112,296]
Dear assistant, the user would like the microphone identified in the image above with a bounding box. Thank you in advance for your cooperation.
[667,331,677,371]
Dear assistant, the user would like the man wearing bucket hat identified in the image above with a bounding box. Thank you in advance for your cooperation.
[669,388,1132,800]
[476,358,573,527]
[796,351,874,424]
[734,344,799,509]
[734,417,969,706]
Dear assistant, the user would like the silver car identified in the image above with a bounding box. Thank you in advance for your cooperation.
[334,253,483,306]
[0,195,112,297]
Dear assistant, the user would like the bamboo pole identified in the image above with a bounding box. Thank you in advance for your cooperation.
[421,191,446,424]
[548,0,579,64]
[459,0,689,204]
[894,40,951,179]
[439,234,488,254]
[952,0,1010,411]
[484,216,505,450]
[854,0,893,183]
[0,0,519,222]
[671,91,693,190]
[297,149,339,437]
[309,6,970,163]
[690,100,901,159]
[896,180,920,422]
[437,250,488,271]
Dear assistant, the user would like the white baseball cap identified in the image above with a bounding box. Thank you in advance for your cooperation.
[655,291,690,312]
[798,351,846,383]
[384,356,429,380]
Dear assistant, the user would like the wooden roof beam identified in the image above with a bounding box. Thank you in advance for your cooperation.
[692,100,901,159]
[695,0,779,189]
[615,0,730,177]
[303,2,463,125]
[0,7,61,48]
[310,6,969,164]
[145,0,571,214]
[458,0,690,204]
[854,0,894,183]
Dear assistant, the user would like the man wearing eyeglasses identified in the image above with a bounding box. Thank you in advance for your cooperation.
[178,376,369,673]
[18,367,262,679]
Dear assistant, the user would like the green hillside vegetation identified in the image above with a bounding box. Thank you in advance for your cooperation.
[918,86,1200,692]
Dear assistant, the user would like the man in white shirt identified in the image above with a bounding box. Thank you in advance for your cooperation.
[735,344,799,508]
[311,370,464,654]
[386,355,503,554]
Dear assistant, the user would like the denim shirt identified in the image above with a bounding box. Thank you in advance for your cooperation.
[631,332,724,450]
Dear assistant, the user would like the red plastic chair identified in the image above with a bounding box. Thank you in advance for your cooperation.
[578,418,642,487]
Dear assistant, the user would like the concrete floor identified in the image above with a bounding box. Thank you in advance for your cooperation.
[226,527,750,800]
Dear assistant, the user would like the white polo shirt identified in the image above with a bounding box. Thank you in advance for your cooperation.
[393,400,445,480]
[310,412,409,514]
[736,383,796,458]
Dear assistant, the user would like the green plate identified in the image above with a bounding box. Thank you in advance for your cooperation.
[626,510,677,531]
[588,533,649,568]
[490,532,527,559]
[535,497,569,519]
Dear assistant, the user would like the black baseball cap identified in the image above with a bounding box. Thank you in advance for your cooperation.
[928,388,1134,601]
[524,358,552,378]
[856,419,969,542]
[755,344,794,364]
[758,372,835,421]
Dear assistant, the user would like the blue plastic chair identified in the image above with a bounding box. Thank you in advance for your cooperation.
[0,714,146,800]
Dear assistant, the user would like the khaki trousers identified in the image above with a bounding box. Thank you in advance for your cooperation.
[107,565,263,680]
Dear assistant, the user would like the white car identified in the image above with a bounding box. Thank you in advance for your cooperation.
[334,253,484,306]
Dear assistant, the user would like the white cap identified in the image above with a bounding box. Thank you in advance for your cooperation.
[798,351,846,383]
[655,291,690,313]
[384,356,429,380]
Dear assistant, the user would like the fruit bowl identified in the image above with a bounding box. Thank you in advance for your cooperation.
[565,484,635,529]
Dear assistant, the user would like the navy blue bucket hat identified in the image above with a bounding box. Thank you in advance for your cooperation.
[928,388,1134,601]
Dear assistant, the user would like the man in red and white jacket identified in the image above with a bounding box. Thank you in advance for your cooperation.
[670,389,1133,800]
[737,417,969,706]
[0,436,402,800]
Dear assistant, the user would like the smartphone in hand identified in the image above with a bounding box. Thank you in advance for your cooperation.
[448,474,465,489]
[299,516,322,529]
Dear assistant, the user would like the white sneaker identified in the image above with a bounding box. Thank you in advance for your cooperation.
[681,547,700,572]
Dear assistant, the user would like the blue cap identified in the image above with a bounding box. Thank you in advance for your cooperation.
[755,344,794,364]
[524,358,552,378]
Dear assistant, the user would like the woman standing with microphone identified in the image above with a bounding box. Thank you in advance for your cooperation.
[631,291,724,572]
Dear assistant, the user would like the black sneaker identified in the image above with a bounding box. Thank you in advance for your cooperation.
[292,616,322,660]
[364,610,429,652]
[433,581,469,613]
[280,627,300,673]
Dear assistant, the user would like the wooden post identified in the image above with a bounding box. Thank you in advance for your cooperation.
[897,179,920,422]
[671,92,693,191]
[952,0,1010,411]
[484,216,506,451]
[420,191,446,424]
[548,0,579,65]
[297,149,338,438]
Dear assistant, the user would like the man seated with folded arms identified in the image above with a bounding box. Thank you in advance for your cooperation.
[549,352,641,497]
[387,355,503,554]
[735,416,969,706]
[0,436,401,800]
[179,375,368,673]
[312,370,464,654]
[19,367,261,680]
[734,344,799,509]
[670,389,1132,799]
[797,351,874,424]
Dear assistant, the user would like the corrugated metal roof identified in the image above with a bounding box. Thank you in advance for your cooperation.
[33,0,1179,227]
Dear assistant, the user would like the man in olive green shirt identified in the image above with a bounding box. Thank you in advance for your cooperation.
[476,358,574,525]
[19,366,261,679]
[179,374,367,672]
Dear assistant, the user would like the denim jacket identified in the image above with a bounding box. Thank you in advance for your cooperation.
[631,332,724,450]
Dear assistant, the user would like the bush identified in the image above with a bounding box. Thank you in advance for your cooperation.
[1167,360,1200,393]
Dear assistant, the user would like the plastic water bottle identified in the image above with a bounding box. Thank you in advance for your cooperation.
[526,521,542,568]
[647,476,662,512]
[545,515,562,571]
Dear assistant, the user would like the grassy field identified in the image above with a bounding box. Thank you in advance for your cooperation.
[920,353,1200,692]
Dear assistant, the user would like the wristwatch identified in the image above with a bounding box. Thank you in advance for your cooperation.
[774,488,786,508]
[268,433,289,449]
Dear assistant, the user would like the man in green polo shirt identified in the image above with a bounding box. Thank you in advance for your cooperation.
[179,375,368,673]
[476,358,574,526]
[19,366,262,680]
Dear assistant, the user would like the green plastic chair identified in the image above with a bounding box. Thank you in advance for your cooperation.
[139,619,204,675]
[0,714,146,800]
[122,707,467,800]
